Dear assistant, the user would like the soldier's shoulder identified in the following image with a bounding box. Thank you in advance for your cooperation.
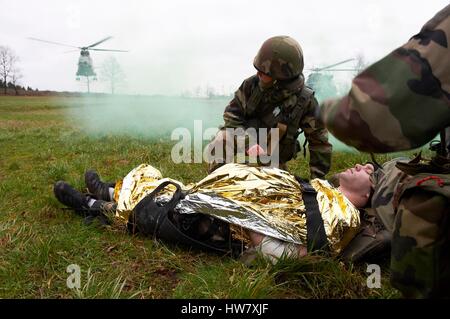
[240,75,259,93]
[241,74,258,85]
[297,85,316,105]
[302,85,315,95]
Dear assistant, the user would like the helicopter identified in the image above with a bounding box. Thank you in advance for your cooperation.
[28,36,127,93]
[305,58,359,102]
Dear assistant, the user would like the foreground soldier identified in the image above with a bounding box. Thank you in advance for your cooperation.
[53,162,378,263]
[320,5,450,298]
[207,36,332,179]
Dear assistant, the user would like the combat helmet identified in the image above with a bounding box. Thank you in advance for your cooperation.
[254,36,304,81]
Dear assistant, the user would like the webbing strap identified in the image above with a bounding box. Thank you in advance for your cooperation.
[267,122,287,155]
[295,177,329,252]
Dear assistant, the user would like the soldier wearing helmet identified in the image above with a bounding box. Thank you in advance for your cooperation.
[207,36,332,179]
[253,35,304,82]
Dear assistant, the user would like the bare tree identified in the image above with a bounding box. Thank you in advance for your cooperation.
[0,46,19,94]
[194,86,202,98]
[206,84,216,98]
[99,56,125,94]
[11,68,23,95]
[354,53,369,76]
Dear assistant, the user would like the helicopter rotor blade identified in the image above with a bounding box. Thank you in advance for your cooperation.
[88,48,128,52]
[86,36,113,48]
[28,37,80,49]
[310,58,356,72]
[317,68,359,71]
[63,49,80,54]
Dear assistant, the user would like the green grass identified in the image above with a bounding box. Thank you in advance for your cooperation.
[0,95,417,298]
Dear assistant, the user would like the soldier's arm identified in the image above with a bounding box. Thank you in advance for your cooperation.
[302,96,333,179]
[320,5,450,153]
[222,80,249,129]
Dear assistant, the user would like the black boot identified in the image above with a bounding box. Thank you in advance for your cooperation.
[84,200,116,226]
[54,181,90,216]
[84,170,115,201]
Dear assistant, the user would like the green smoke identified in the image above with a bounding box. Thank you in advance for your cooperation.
[64,94,355,152]
[65,95,225,137]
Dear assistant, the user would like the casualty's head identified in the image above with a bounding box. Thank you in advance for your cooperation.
[336,163,375,208]
[253,36,305,89]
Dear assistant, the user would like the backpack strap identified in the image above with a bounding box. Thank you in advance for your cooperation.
[276,87,314,161]
[128,180,183,236]
[295,176,329,252]
[128,181,243,256]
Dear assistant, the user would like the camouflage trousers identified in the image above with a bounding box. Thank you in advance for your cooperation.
[391,187,450,298]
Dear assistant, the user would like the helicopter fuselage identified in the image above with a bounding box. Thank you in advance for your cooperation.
[77,50,96,77]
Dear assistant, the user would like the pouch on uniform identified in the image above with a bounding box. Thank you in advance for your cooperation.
[340,209,391,263]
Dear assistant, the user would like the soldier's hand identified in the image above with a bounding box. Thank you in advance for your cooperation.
[246,144,266,156]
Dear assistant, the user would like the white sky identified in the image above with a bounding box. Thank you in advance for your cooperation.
[0,0,448,95]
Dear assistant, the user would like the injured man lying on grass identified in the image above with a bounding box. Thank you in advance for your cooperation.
[53,161,392,264]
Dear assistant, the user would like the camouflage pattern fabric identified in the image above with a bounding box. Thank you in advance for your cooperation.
[372,158,450,298]
[253,35,304,81]
[320,5,450,152]
[392,179,450,298]
[208,74,332,179]
[370,158,410,233]
[318,5,450,298]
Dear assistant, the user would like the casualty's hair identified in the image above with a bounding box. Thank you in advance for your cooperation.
[327,173,340,188]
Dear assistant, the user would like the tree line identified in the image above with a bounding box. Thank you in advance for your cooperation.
[0,45,35,95]
[0,79,37,95]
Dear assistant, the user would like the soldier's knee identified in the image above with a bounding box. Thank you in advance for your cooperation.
[390,189,450,298]
[395,189,449,249]
[400,189,448,221]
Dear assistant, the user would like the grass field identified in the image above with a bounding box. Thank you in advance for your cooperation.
[0,95,413,299]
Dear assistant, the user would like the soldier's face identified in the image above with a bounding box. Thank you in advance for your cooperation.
[338,163,374,207]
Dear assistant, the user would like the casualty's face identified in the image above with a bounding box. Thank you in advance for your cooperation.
[338,163,374,207]
[339,163,374,191]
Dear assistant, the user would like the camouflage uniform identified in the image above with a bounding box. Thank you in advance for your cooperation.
[320,5,450,152]
[208,36,332,179]
[320,5,450,298]
[371,158,450,298]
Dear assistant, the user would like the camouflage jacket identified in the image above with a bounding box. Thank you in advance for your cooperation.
[371,157,450,232]
[371,158,411,232]
[222,75,332,179]
[320,5,450,153]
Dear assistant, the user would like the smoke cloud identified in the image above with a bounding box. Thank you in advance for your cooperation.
[65,94,355,152]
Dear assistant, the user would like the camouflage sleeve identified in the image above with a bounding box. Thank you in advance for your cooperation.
[222,80,249,129]
[320,5,450,153]
[301,96,333,179]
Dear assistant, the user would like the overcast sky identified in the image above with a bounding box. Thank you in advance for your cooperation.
[1,0,448,95]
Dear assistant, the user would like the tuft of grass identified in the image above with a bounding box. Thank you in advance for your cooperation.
[8,162,20,171]
[72,268,143,299]
[46,162,70,183]
[174,260,281,299]
[266,254,399,298]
